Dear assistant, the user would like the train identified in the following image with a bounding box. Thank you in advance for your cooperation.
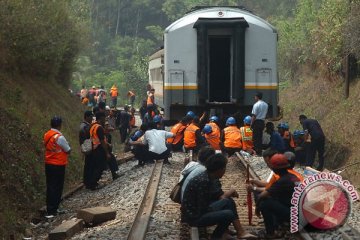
[149,6,280,123]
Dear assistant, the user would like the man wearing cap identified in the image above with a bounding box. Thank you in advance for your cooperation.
[251,92,268,155]
[256,153,301,238]
[43,116,71,216]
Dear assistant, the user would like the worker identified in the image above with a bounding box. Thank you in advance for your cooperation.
[153,115,164,130]
[129,107,136,128]
[110,84,118,108]
[202,124,221,151]
[127,90,136,107]
[208,115,221,135]
[293,130,306,165]
[128,124,149,166]
[43,116,71,216]
[146,88,155,115]
[240,116,255,154]
[251,92,268,156]
[186,111,196,120]
[88,112,111,190]
[221,117,242,156]
[277,122,295,152]
[256,153,301,238]
[184,116,206,154]
[265,122,285,153]
[167,116,192,151]
[299,115,326,171]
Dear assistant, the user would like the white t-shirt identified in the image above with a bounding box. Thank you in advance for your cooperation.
[251,100,268,120]
[143,129,174,154]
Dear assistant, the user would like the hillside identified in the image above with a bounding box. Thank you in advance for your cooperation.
[0,73,85,238]
[279,67,360,186]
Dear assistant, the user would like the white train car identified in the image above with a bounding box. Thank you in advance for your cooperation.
[149,6,279,122]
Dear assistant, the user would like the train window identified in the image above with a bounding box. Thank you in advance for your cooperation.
[262,58,268,62]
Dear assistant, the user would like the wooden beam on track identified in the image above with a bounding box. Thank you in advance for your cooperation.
[127,160,164,240]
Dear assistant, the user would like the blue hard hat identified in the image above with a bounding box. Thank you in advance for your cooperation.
[186,111,195,118]
[131,130,143,141]
[243,116,251,125]
[226,117,236,125]
[153,115,161,123]
[283,123,289,130]
[209,116,219,122]
[293,130,305,137]
[203,124,212,134]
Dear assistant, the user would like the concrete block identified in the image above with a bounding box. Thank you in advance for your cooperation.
[48,219,84,240]
[77,206,116,225]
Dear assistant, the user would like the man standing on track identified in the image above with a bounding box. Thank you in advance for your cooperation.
[299,114,326,171]
[43,116,71,216]
[251,92,268,156]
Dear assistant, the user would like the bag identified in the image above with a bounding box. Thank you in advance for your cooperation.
[81,139,92,155]
[169,181,182,204]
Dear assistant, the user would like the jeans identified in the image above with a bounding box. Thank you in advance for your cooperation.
[258,198,290,234]
[45,164,65,215]
[193,198,238,238]
[306,137,325,170]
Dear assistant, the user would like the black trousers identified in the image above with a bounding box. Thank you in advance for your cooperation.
[306,137,325,170]
[86,147,107,189]
[148,147,171,161]
[259,198,290,234]
[252,119,265,154]
[132,145,150,165]
[108,153,119,175]
[45,164,65,215]
[119,126,128,143]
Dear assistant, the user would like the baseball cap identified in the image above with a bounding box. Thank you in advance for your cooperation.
[270,153,290,169]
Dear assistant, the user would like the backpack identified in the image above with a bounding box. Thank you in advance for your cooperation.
[80,123,92,155]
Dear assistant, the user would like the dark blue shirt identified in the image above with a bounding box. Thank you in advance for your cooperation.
[270,132,285,153]
[302,119,325,140]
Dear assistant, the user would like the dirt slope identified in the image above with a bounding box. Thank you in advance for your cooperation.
[279,68,360,186]
[0,73,85,238]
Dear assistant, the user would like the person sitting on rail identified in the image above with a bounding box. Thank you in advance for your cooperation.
[181,154,255,240]
[202,124,221,151]
[184,116,206,156]
[265,122,285,153]
[240,116,255,155]
[142,122,174,164]
[293,130,306,165]
[128,124,149,167]
[277,122,295,152]
[255,153,301,238]
[167,116,192,152]
[220,117,242,157]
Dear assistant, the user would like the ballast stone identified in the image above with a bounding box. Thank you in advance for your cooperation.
[77,206,116,225]
[48,218,84,240]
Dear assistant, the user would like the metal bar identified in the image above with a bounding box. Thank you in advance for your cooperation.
[127,160,163,240]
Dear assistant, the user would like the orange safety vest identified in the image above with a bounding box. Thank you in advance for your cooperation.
[205,130,221,150]
[208,122,220,136]
[147,93,154,106]
[184,123,199,148]
[223,126,242,148]
[130,115,135,127]
[265,169,304,189]
[110,87,118,97]
[167,122,187,145]
[240,126,254,151]
[90,123,104,150]
[44,130,68,166]
[284,131,295,148]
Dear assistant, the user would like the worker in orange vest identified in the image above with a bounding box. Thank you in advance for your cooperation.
[184,116,206,154]
[127,90,136,107]
[110,85,118,108]
[221,117,242,156]
[167,116,192,151]
[43,116,71,216]
[146,88,155,116]
[277,122,295,152]
[129,107,136,128]
[240,116,255,154]
[208,116,221,135]
[88,112,111,190]
[202,124,221,151]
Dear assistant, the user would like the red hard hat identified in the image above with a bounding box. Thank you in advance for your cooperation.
[269,154,290,169]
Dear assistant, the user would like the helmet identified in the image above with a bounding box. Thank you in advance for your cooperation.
[131,130,143,141]
[243,116,251,125]
[226,117,236,125]
[186,111,195,118]
[203,124,212,134]
[293,130,305,137]
[209,116,219,122]
[50,116,62,128]
[277,122,289,130]
[153,115,161,123]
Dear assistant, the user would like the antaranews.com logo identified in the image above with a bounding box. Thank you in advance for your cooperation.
[290,172,359,233]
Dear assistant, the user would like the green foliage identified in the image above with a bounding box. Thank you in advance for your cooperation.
[0,0,83,86]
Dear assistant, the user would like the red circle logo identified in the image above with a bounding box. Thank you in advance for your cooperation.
[301,181,351,230]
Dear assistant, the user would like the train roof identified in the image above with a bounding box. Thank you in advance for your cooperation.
[165,6,276,33]
[149,48,164,61]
